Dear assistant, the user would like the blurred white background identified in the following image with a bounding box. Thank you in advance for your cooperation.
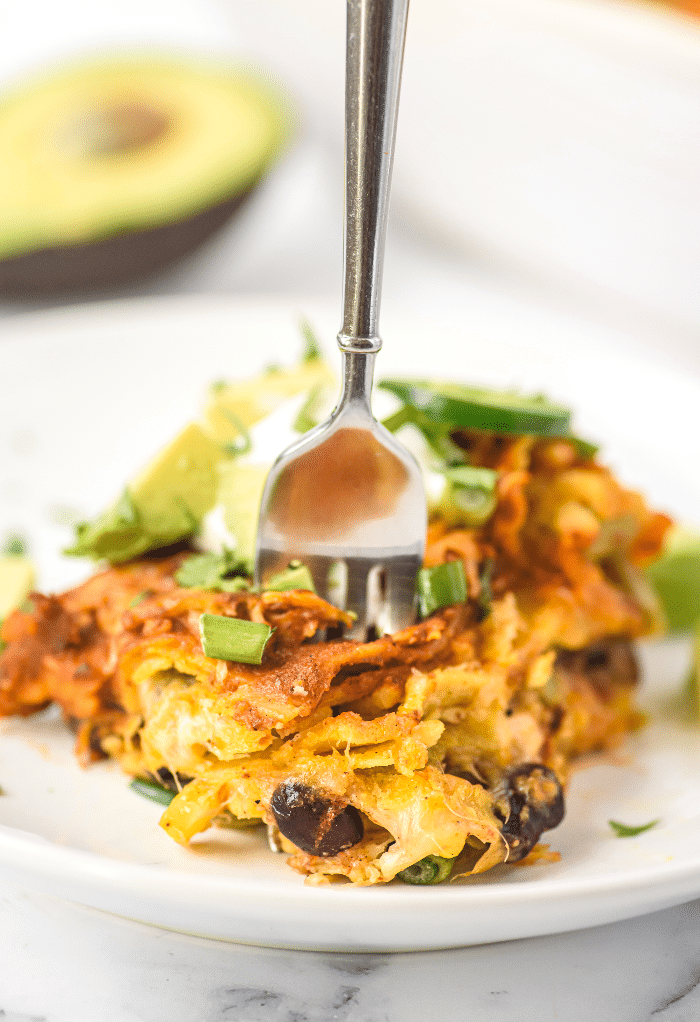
[2,0,700,371]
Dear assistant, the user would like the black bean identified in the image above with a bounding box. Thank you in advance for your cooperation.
[555,638,638,696]
[149,767,193,792]
[495,763,565,863]
[270,781,364,857]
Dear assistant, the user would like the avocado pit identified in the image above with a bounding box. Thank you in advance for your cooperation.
[56,101,173,158]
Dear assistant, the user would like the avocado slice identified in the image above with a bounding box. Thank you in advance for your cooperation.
[216,461,271,571]
[205,358,335,442]
[67,423,223,563]
[0,55,290,297]
[646,526,700,632]
[0,555,35,620]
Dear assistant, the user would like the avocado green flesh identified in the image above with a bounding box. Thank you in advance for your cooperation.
[217,462,271,571]
[67,349,335,567]
[204,358,335,440]
[0,56,290,265]
[67,423,223,564]
[380,379,571,436]
[0,556,35,619]
[646,529,700,632]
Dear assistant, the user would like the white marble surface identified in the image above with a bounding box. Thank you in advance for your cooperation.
[0,879,699,1021]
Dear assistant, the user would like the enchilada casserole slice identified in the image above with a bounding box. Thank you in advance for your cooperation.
[0,428,670,885]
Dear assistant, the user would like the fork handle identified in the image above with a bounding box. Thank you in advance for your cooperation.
[337,0,410,355]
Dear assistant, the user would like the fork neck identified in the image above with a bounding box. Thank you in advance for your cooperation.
[337,0,410,355]
[336,349,377,417]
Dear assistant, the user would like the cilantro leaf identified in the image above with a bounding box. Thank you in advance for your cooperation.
[608,819,659,838]
[3,535,27,556]
[299,318,323,362]
[175,549,248,591]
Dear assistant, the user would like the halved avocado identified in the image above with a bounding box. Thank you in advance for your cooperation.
[0,55,290,297]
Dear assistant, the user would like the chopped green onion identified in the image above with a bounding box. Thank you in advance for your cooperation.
[299,318,323,362]
[3,535,27,557]
[128,590,154,609]
[379,378,571,437]
[444,466,498,489]
[441,466,499,527]
[608,819,659,838]
[397,854,456,885]
[265,561,316,594]
[129,777,176,806]
[175,549,246,591]
[199,613,272,664]
[417,560,467,617]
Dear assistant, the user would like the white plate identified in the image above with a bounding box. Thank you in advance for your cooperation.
[1,294,700,951]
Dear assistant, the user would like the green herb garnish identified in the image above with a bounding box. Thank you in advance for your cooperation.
[175,549,247,591]
[397,854,456,885]
[128,590,154,609]
[416,560,467,618]
[66,488,145,562]
[265,561,316,594]
[570,435,599,460]
[293,384,325,434]
[381,403,465,464]
[217,577,252,593]
[3,535,26,556]
[299,318,323,362]
[219,409,252,457]
[199,614,272,664]
[608,819,659,838]
[129,777,176,806]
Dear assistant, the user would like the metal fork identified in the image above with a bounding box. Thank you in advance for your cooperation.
[255,0,426,640]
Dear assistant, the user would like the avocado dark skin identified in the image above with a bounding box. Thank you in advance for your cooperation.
[0,190,251,299]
